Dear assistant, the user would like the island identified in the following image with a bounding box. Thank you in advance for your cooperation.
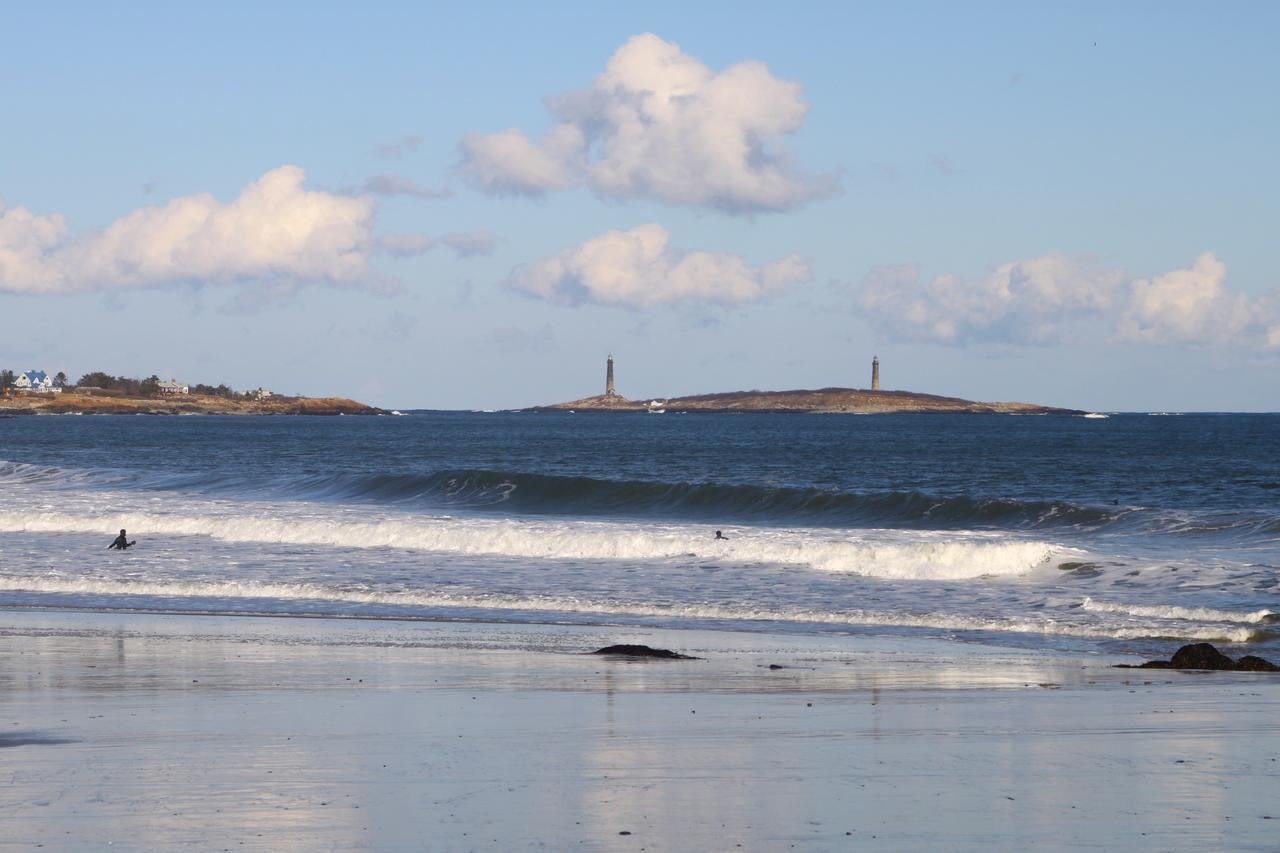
[525,356,1077,415]
[527,388,1075,415]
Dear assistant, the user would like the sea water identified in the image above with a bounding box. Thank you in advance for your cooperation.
[1,411,1276,658]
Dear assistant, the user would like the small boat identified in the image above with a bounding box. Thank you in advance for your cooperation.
[1082,412,1109,419]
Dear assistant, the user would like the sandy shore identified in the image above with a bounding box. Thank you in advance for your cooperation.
[2,611,1277,851]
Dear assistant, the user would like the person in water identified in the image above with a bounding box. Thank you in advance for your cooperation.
[714,530,729,541]
[108,529,135,550]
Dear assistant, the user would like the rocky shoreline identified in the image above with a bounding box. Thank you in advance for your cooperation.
[0,391,383,416]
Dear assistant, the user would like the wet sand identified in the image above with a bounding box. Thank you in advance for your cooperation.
[2,611,1277,851]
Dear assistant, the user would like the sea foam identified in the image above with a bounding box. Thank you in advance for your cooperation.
[0,574,1260,643]
[0,510,1069,580]
[1082,597,1277,625]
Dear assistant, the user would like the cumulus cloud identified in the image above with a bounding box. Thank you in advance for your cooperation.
[0,166,374,294]
[861,254,1124,344]
[441,230,498,257]
[509,223,810,308]
[460,126,581,196]
[460,33,834,213]
[362,174,451,199]
[378,233,435,257]
[1117,252,1260,346]
[860,250,1279,349]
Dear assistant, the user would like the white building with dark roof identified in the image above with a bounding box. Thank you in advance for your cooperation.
[158,379,189,395]
[12,370,59,393]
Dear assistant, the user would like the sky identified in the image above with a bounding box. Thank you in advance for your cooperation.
[2,1,1277,411]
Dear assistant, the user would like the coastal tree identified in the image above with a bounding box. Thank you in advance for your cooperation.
[0,369,13,393]
[53,371,67,388]
[190,383,237,398]
[77,371,117,390]
[139,375,161,397]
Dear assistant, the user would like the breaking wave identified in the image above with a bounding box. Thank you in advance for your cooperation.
[0,510,1069,580]
[1082,597,1278,625]
[0,575,1261,643]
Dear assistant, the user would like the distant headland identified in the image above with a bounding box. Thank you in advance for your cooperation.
[525,355,1079,415]
[0,369,381,416]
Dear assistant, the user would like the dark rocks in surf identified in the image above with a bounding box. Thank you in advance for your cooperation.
[592,644,699,660]
[1166,643,1238,670]
[1116,643,1278,671]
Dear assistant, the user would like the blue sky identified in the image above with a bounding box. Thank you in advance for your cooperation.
[2,1,1277,410]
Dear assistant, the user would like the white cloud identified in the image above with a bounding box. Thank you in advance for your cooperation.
[509,223,810,308]
[460,126,581,196]
[860,253,1125,344]
[460,34,833,213]
[362,174,451,199]
[0,201,68,293]
[861,250,1279,350]
[378,233,435,257]
[1117,252,1260,346]
[0,166,375,294]
[441,230,498,257]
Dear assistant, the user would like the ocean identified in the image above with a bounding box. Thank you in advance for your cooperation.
[1,411,1277,659]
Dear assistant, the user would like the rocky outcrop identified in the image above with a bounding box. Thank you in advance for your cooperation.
[1234,655,1280,672]
[592,644,699,660]
[1117,643,1279,671]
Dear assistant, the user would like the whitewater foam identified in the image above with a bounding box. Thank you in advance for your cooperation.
[1082,597,1276,625]
[0,575,1259,643]
[0,510,1070,580]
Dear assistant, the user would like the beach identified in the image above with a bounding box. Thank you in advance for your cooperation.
[3,412,1278,850]
[3,610,1278,851]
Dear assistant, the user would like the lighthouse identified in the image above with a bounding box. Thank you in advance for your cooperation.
[605,354,616,396]
[871,355,880,391]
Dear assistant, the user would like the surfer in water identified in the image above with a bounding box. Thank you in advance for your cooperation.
[714,530,729,541]
[107,529,135,550]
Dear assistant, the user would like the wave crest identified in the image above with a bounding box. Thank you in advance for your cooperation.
[0,510,1068,580]
[1082,597,1277,625]
[0,460,1123,530]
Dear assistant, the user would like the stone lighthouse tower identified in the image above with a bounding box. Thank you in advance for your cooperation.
[605,354,616,397]
[871,355,880,391]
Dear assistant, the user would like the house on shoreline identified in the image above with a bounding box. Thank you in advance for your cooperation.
[158,379,189,395]
[12,370,60,394]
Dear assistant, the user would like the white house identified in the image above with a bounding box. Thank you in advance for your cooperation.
[13,370,60,393]
[158,379,189,395]
[252,387,274,400]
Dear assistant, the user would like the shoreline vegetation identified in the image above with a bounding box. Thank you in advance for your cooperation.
[0,391,382,416]
[0,370,381,416]
[527,387,1080,415]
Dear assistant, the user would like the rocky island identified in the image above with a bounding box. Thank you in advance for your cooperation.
[525,355,1077,415]
[530,387,1073,415]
